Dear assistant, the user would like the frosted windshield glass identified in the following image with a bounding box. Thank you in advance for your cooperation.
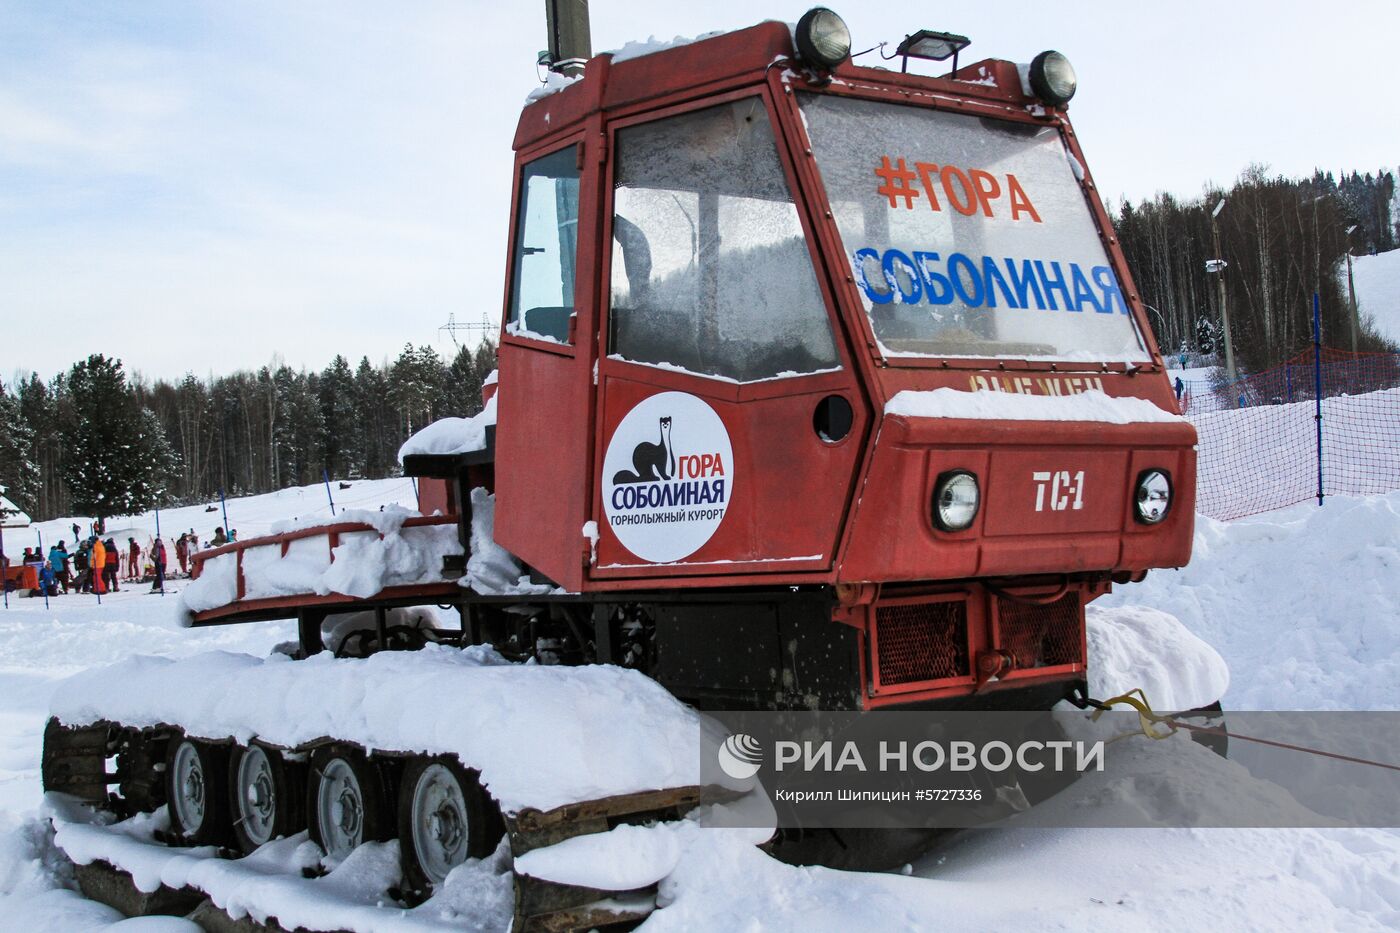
[799,94,1148,363]
[609,98,839,382]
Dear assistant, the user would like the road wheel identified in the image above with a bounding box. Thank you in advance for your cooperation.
[398,756,503,900]
[229,743,306,854]
[308,747,391,864]
[166,736,232,846]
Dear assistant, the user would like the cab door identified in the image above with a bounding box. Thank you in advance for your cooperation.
[494,130,601,592]
[591,91,868,581]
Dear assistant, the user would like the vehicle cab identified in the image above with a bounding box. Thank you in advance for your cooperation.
[491,12,1195,708]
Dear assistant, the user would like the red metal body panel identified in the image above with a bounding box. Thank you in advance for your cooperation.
[495,22,1193,599]
[493,124,604,594]
[840,418,1195,584]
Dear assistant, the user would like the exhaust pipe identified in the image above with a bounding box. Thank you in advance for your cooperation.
[543,0,591,77]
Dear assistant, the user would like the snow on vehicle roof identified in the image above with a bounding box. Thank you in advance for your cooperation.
[397,394,497,461]
[525,21,789,103]
[885,388,1182,423]
[606,29,728,64]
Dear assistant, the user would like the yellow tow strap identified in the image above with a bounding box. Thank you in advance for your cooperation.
[1089,688,1178,741]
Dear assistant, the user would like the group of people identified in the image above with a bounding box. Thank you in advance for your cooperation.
[9,535,166,597]
[3,524,239,599]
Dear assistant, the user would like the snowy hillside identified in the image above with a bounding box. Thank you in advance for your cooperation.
[1,488,1399,928]
[1351,247,1400,344]
[4,477,418,560]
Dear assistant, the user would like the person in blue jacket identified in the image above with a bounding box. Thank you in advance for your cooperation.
[48,541,71,594]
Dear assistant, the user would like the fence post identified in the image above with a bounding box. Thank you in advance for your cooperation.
[1313,293,1323,507]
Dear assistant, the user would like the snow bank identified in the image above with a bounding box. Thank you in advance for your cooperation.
[514,798,773,891]
[1084,605,1229,711]
[50,645,702,814]
[397,396,497,462]
[1101,491,1400,710]
[885,388,1182,423]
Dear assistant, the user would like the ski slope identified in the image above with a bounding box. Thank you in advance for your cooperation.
[10,477,421,558]
[2,483,1399,930]
[1351,247,1400,346]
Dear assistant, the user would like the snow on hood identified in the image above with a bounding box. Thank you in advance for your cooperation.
[885,388,1182,423]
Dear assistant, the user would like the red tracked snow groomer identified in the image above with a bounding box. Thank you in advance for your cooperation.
[44,8,1196,925]
[191,7,1194,715]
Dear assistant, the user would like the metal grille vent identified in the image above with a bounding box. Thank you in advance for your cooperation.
[874,601,969,686]
[996,593,1082,669]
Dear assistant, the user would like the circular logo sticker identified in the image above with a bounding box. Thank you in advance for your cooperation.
[602,392,733,564]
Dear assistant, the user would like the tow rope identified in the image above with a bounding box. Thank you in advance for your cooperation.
[1081,689,1400,774]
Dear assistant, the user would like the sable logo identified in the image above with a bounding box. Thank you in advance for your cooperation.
[717,733,763,780]
[602,392,733,563]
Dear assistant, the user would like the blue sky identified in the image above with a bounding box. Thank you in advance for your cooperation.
[2,0,1396,381]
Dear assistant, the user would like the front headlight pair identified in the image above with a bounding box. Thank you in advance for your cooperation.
[930,469,1171,531]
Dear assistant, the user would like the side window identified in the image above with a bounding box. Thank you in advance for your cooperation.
[609,98,840,382]
[507,145,580,344]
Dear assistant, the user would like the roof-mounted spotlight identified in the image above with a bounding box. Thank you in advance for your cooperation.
[1028,50,1077,107]
[794,8,851,71]
[895,29,971,74]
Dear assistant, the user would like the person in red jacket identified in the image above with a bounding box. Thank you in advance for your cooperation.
[175,533,189,576]
[103,538,120,592]
[127,538,142,582]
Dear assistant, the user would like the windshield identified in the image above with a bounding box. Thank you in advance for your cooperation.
[799,93,1148,363]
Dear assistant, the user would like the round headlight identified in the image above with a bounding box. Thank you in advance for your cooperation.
[1029,50,1077,107]
[933,471,980,532]
[1135,470,1171,524]
[795,8,851,70]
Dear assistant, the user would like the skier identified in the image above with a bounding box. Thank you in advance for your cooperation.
[175,533,189,576]
[150,538,167,593]
[127,538,141,582]
[103,538,120,593]
[90,538,106,595]
[38,562,59,598]
[1174,376,1185,401]
[212,527,228,547]
[48,542,70,594]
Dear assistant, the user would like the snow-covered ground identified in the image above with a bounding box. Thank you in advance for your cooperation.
[1352,247,1400,345]
[2,483,1399,930]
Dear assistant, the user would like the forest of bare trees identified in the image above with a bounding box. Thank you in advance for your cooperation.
[1114,166,1396,370]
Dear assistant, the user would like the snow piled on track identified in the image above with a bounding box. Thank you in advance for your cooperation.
[52,645,703,814]
[4,486,1400,930]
